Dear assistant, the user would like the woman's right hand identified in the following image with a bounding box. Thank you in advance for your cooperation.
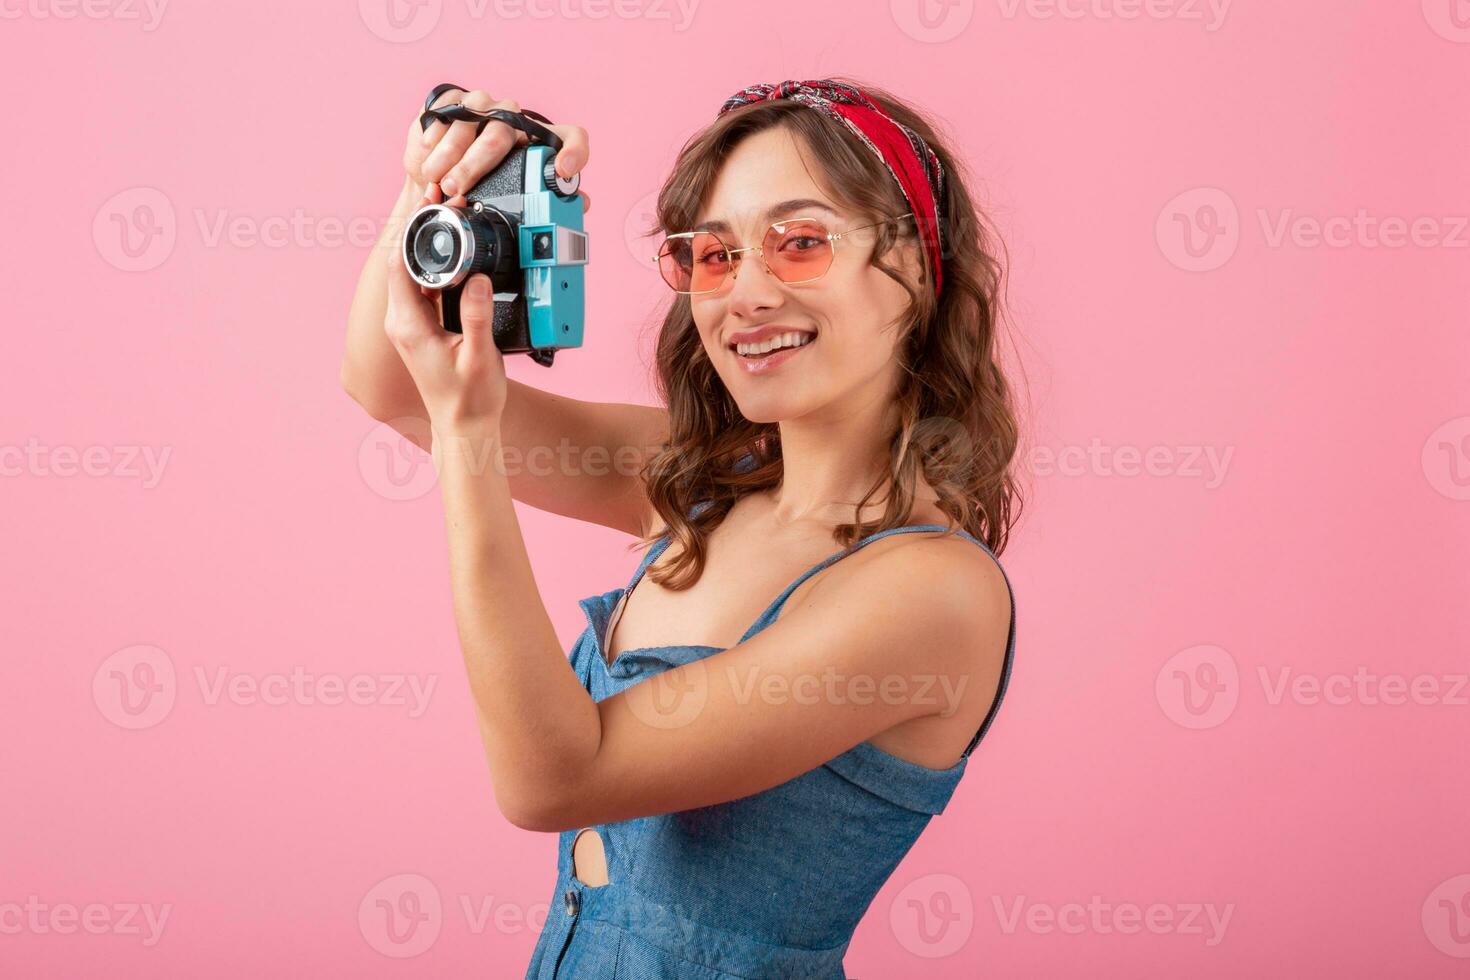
[402,86,591,213]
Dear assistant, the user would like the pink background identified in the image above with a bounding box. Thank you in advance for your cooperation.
[3,1,1467,976]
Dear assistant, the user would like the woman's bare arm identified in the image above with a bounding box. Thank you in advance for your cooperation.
[339,179,667,537]
[339,175,425,426]
[427,419,1009,832]
[341,90,668,538]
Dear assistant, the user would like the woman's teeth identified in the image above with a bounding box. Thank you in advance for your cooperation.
[736,332,815,358]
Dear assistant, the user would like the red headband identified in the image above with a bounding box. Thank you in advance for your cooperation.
[718,79,947,298]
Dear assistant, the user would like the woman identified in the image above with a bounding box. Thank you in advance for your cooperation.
[342,76,1021,980]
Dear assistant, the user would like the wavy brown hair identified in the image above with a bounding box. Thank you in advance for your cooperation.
[632,76,1026,588]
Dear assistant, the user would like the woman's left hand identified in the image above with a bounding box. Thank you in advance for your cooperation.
[382,225,508,430]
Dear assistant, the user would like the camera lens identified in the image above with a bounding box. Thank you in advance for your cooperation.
[403,206,471,286]
[413,223,460,275]
[402,202,516,289]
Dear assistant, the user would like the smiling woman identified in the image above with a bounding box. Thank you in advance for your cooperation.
[341,74,1023,980]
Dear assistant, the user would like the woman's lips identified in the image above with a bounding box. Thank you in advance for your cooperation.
[730,336,815,375]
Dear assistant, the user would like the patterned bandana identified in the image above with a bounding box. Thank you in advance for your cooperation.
[718,79,947,297]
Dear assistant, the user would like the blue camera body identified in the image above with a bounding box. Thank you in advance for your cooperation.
[513,144,587,355]
[402,126,587,368]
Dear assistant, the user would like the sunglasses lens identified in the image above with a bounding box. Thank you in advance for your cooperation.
[657,233,729,293]
[765,220,833,283]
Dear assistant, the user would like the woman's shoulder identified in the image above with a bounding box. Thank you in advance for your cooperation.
[803,517,1010,652]
[851,520,1006,603]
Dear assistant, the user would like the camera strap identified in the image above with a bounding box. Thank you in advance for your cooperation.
[418,81,564,152]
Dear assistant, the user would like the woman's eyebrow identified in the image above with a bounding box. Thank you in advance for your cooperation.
[693,199,838,234]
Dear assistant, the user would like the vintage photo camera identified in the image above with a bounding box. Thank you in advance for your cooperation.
[402,93,587,368]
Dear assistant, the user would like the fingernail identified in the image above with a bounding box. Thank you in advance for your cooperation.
[440,176,457,197]
[467,275,490,299]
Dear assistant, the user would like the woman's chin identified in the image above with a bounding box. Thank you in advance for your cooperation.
[730,393,804,425]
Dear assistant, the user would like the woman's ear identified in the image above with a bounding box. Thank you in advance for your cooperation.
[890,234,928,290]
[877,218,923,274]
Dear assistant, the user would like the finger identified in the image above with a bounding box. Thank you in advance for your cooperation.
[383,241,439,350]
[405,185,434,214]
[408,87,466,185]
[457,274,498,365]
[382,239,416,307]
[398,188,445,304]
[441,110,529,198]
[579,189,592,214]
[417,85,466,148]
[421,90,502,188]
[544,124,589,181]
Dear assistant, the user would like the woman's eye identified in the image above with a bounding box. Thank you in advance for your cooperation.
[697,250,729,267]
[782,236,823,252]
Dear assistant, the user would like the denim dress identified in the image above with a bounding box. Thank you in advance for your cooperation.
[523,517,1017,979]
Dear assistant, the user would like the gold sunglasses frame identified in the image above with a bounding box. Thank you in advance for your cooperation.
[650,212,915,295]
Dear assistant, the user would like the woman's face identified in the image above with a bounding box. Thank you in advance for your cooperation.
[688,126,922,425]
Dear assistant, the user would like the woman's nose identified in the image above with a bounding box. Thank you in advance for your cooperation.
[725,248,783,311]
